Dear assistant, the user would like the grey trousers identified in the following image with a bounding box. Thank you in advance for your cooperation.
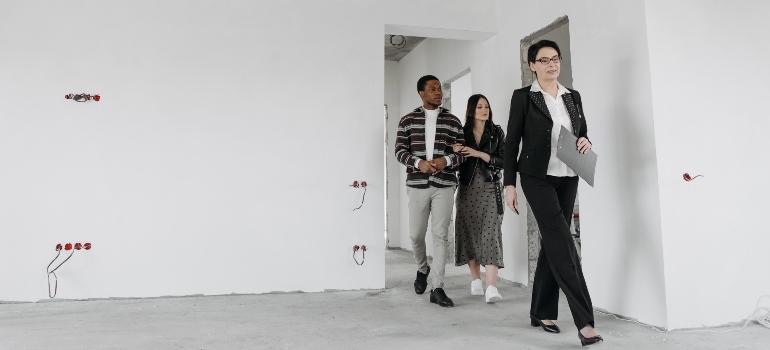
[407,185,455,289]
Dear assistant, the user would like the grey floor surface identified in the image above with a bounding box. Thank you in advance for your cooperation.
[1,249,767,349]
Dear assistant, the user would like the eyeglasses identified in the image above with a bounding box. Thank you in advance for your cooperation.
[536,56,561,65]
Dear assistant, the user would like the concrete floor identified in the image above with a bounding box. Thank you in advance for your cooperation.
[1,249,767,350]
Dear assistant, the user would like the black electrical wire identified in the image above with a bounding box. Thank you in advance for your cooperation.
[47,248,75,298]
[353,247,365,266]
[352,186,366,211]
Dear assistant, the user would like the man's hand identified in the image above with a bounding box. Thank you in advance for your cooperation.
[505,185,519,214]
[429,157,448,175]
[418,160,437,174]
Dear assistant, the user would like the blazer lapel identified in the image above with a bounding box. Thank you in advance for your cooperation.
[561,93,581,136]
[529,91,552,120]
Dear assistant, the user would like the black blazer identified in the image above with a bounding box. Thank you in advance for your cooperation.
[458,123,505,186]
[503,85,589,187]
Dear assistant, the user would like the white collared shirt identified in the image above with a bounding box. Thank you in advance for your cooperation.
[413,107,451,168]
[531,79,576,177]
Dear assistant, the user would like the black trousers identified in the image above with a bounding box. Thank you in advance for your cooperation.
[520,173,594,330]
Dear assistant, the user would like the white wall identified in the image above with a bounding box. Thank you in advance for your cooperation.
[0,0,498,302]
[645,0,770,329]
[384,61,401,248]
[450,72,473,115]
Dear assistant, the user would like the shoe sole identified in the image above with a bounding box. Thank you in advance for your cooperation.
[430,296,454,307]
[471,291,485,296]
[486,295,502,303]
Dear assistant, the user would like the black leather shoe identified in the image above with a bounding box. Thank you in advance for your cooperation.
[429,288,454,307]
[578,332,603,346]
[530,317,561,333]
[413,266,430,295]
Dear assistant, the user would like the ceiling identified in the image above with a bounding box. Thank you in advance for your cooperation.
[384,35,426,62]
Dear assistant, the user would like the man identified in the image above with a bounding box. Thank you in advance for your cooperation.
[394,75,466,307]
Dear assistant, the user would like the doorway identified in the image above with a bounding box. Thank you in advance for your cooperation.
[519,16,581,286]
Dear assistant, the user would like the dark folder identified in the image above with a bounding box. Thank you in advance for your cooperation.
[556,126,597,187]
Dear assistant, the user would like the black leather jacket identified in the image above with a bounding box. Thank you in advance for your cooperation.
[458,123,506,185]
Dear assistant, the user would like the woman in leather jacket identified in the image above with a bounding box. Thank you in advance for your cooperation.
[452,94,506,303]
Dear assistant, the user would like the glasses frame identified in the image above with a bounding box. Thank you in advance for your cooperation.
[536,56,562,65]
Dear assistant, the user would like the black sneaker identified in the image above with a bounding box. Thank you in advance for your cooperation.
[413,266,430,295]
[429,288,454,307]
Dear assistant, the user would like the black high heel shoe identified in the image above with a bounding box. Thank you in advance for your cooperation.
[578,331,603,346]
[530,317,560,333]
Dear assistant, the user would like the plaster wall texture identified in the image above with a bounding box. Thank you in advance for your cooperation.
[0,0,497,302]
[644,0,770,329]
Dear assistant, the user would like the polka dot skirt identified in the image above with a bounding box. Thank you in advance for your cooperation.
[455,166,504,268]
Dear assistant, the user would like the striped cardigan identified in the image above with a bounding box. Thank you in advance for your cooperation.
[395,107,466,188]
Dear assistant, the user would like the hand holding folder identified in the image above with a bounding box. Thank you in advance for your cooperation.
[556,126,598,187]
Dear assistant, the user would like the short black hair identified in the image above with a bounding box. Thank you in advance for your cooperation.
[417,75,440,92]
[527,39,561,64]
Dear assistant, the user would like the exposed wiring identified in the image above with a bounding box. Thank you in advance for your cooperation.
[46,247,75,298]
[595,295,770,333]
[353,186,366,211]
[683,173,704,181]
[65,93,100,102]
[353,245,366,265]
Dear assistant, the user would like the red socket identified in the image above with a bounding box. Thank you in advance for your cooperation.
[93,95,100,102]
[84,243,92,250]
[354,245,360,251]
[361,181,367,188]
[55,243,63,251]
[683,173,692,181]
[74,243,83,250]
[64,243,73,251]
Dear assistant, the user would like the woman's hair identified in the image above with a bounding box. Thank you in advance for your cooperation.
[463,94,494,137]
[527,39,561,64]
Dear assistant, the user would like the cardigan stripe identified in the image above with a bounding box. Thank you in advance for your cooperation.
[394,107,466,188]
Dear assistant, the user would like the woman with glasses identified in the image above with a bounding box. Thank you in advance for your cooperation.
[451,94,505,304]
[503,40,602,346]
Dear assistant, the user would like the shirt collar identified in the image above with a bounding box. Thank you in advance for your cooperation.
[417,106,446,115]
[531,79,570,96]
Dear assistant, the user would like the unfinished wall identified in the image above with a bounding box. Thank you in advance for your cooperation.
[644,0,770,329]
[0,0,497,302]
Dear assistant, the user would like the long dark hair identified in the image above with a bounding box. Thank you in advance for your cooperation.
[463,94,494,138]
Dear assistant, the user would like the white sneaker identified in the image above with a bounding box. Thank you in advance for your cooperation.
[471,279,484,296]
[485,285,502,303]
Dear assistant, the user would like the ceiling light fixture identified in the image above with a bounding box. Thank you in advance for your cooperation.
[389,35,406,49]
